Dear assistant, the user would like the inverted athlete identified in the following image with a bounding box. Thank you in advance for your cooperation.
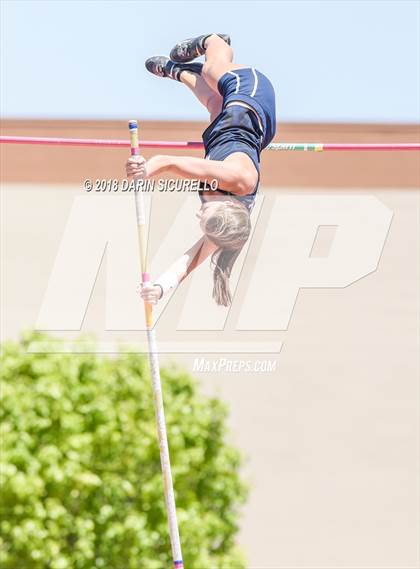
[126,33,276,306]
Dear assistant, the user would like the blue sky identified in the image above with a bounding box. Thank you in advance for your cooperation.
[1,0,419,123]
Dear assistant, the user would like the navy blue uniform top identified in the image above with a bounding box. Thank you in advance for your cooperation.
[199,67,276,211]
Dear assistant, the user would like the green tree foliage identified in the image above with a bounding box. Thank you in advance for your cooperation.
[0,333,248,568]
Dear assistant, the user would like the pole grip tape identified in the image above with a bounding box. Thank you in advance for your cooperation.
[129,120,139,155]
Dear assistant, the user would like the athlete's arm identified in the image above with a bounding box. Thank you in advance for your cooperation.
[126,154,257,196]
[164,234,218,284]
[139,235,219,304]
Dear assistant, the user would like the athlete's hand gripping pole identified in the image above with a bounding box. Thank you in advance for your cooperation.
[128,120,184,569]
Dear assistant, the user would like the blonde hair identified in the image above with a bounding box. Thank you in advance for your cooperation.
[202,199,251,306]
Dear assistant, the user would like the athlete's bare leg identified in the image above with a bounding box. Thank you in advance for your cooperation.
[201,34,245,92]
[178,34,246,121]
[178,70,222,122]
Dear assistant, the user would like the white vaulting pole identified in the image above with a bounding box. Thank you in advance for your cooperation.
[128,120,184,569]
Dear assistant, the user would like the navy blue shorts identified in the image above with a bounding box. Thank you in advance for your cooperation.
[218,67,276,150]
[199,67,276,211]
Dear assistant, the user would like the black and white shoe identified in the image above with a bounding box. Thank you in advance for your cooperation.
[170,34,231,62]
[145,56,203,81]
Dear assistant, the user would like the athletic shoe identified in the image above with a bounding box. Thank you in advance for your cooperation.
[170,34,231,62]
[145,56,203,81]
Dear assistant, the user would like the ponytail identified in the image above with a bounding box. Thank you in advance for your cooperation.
[211,247,243,306]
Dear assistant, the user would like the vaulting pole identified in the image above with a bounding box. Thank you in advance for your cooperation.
[128,120,184,569]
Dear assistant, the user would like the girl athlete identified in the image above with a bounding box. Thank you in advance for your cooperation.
[126,33,276,306]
